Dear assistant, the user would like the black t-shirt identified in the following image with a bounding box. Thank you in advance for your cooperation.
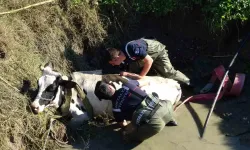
[121,39,148,62]
[112,80,147,122]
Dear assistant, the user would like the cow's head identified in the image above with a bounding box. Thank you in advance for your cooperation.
[31,63,67,114]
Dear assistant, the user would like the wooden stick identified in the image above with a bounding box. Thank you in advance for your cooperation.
[0,0,56,16]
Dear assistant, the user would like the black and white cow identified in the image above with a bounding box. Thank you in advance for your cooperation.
[31,63,182,123]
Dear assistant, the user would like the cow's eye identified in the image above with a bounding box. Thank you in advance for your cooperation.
[43,100,51,105]
[45,84,57,92]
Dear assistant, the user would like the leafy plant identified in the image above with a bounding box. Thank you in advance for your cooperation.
[132,0,177,15]
[203,0,250,31]
[99,0,118,5]
[71,0,84,5]
[98,0,250,31]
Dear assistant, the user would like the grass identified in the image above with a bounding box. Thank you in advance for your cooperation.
[0,0,108,149]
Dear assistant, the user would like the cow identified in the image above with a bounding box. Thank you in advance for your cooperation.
[31,63,182,124]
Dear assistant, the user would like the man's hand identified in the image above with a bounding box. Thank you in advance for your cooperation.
[120,71,129,76]
[109,81,122,90]
[118,120,128,127]
[120,71,143,80]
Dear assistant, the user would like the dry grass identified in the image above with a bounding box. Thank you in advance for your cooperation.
[0,0,107,149]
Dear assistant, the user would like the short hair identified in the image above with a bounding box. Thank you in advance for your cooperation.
[94,81,113,100]
[106,48,120,61]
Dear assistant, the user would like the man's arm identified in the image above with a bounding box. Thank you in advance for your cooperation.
[120,72,143,80]
[120,55,153,80]
[140,55,153,77]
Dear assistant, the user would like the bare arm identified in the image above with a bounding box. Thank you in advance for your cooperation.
[120,55,153,80]
[120,72,143,80]
[140,55,153,77]
[119,72,150,87]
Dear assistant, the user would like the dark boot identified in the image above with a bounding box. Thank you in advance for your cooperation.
[166,119,178,126]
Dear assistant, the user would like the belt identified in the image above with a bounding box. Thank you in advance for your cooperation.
[136,95,161,124]
[145,102,161,123]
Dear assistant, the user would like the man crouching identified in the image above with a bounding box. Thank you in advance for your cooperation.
[94,79,177,142]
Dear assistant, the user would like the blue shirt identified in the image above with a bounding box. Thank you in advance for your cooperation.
[121,39,148,62]
[112,80,147,122]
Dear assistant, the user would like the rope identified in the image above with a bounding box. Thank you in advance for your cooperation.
[0,76,19,92]
[0,0,56,16]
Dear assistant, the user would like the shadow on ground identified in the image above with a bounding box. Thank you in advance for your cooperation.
[176,55,250,150]
[62,122,141,150]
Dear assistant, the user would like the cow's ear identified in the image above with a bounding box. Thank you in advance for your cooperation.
[44,62,53,69]
[41,62,53,71]
[56,76,62,82]
[59,80,76,89]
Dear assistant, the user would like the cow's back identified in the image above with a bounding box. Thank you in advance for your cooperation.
[141,76,182,105]
[70,72,182,117]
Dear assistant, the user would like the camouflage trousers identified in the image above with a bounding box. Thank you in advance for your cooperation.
[124,100,175,142]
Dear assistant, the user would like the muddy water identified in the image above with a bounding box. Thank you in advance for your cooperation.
[133,103,249,150]
[63,102,250,150]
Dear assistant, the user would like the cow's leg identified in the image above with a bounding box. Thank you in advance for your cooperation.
[68,103,89,128]
[68,89,89,127]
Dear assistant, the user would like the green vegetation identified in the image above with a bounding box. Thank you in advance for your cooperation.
[100,0,250,31]
[203,0,250,31]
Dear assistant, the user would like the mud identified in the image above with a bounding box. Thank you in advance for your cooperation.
[63,98,250,150]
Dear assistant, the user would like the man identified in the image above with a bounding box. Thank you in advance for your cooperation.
[94,79,177,142]
[106,38,191,85]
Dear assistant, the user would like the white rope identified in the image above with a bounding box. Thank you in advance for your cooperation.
[0,0,56,16]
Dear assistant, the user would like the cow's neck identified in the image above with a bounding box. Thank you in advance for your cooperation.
[58,86,71,116]
[49,86,63,109]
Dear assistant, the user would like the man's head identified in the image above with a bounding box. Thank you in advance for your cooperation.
[106,48,126,66]
[94,81,116,100]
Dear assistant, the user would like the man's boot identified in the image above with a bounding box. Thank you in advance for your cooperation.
[172,70,191,86]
